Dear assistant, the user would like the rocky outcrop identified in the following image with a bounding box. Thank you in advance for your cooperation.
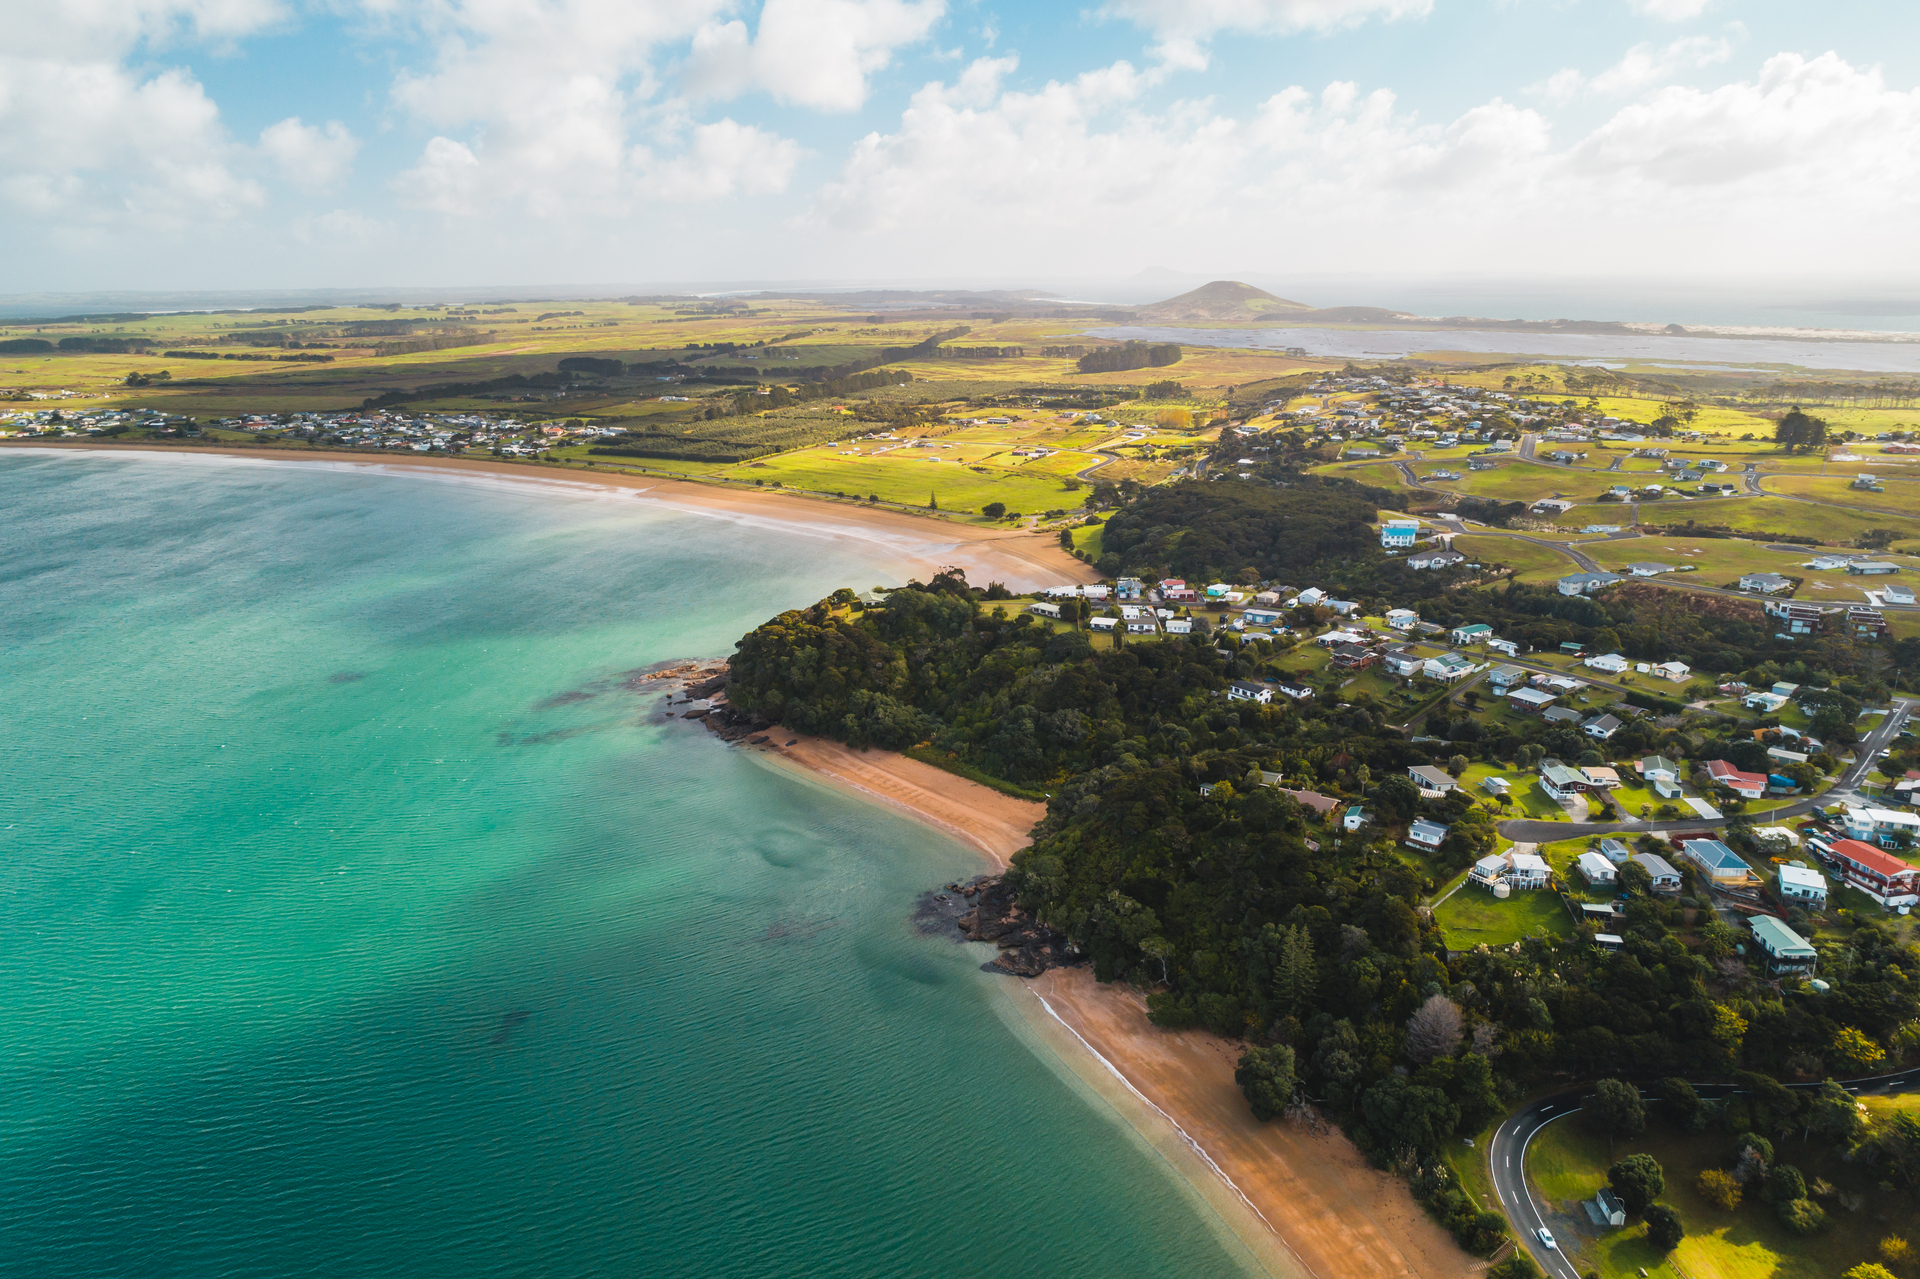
[953,875,1077,978]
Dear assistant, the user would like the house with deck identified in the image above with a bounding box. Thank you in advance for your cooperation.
[1680,838,1751,884]
[1632,851,1683,893]
[1409,765,1458,796]
[1406,818,1450,853]
[1777,863,1828,908]
[1706,760,1768,799]
[1820,838,1920,907]
[1749,915,1819,976]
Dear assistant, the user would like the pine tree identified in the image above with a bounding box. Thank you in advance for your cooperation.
[928,491,938,510]
[1275,924,1317,1017]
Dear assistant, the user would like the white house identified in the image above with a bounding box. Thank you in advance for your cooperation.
[1342,806,1371,831]
[1577,851,1618,886]
[1740,572,1793,594]
[1406,818,1450,852]
[1227,680,1272,704]
[1632,852,1683,893]
[1559,572,1624,596]
[1652,661,1691,682]
[1424,653,1477,682]
[1089,616,1117,631]
[1450,623,1493,645]
[1408,765,1458,795]
[1408,550,1465,570]
[1583,652,1631,674]
[1843,807,1920,849]
[1385,608,1420,629]
[1165,617,1193,634]
[1583,714,1623,740]
[1295,587,1327,607]
[1381,518,1421,548]
[1777,863,1828,908]
[1029,601,1062,619]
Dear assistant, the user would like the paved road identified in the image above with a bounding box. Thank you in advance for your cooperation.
[1492,1066,1920,1278]
[1495,697,1912,841]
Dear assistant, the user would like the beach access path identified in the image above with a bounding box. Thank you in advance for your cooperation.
[1029,967,1476,1279]
[4,442,1098,594]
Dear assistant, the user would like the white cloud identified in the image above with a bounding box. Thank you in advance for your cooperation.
[1100,0,1431,68]
[259,117,361,191]
[686,0,945,111]
[653,118,804,198]
[1628,0,1714,20]
[804,50,1920,279]
[1530,34,1731,99]
[394,135,482,215]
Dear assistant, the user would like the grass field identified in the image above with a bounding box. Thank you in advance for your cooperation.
[1455,534,1582,581]
[1525,1113,1908,1279]
[1434,882,1573,948]
[1635,496,1920,546]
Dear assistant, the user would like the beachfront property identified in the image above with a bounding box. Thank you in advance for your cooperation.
[1381,518,1421,548]
[1408,765,1458,796]
[1778,863,1829,908]
[1577,851,1618,886]
[1706,760,1768,799]
[1819,838,1920,908]
[1842,806,1920,849]
[1679,838,1752,884]
[1406,817,1450,853]
[1749,915,1819,976]
[1558,572,1624,596]
[1633,852,1683,893]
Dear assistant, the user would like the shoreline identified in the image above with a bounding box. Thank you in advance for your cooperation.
[0,442,1098,593]
[744,727,1473,1279]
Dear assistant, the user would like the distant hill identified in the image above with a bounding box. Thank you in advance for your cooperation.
[1137,280,1312,321]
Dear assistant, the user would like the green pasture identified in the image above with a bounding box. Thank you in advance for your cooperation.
[1433,883,1572,948]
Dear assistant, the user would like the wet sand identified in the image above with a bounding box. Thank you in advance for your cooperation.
[2,442,1096,593]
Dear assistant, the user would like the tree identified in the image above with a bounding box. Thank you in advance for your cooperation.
[1488,1254,1542,1279]
[1448,754,1469,777]
[1765,1164,1806,1207]
[1583,1079,1645,1156]
[1608,1153,1665,1214]
[1879,1236,1913,1271]
[1644,1204,1684,1252]
[928,491,938,510]
[1832,1025,1886,1074]
[1235,1043,1296,1121]
[1805,1079,1866,1145]
[1845,1267,1899,1279]
[1696,1168,1741,1210]
[1655,1077,1703,1130]
[1405,994,1464,1064]
[1777,1196,1827,1235]
[982,501,1006,519]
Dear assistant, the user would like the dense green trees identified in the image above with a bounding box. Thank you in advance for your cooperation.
[1076,341,1181,374]
[1607,1154,1664,1214]
[1644,1204,1684,1252]
[1235,1043,1296,1120]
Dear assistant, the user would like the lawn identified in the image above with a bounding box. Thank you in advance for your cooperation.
[1457,765,1571,820]
[1583,538,1822,587]
[710,448,1089,514]
[1455,534,1583,581]
[1636,496,1920,546]
[1525,1111,1909,1279]
[1760,473,1920,510]
[1433,883,1573,948]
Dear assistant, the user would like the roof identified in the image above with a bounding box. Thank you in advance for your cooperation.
[1831,838,1919,878]
[1585,714,1623,732]
[1489,663,1528,681]
[1577,851,1617,875]
[1408,818,1450,843]
[1749,915,1816,958]
[1682,838,1750,872]
[1598,838,1630,858]
[1742,572,1791,585]
[1509,688,1557,706]
[1686,798,1725,820]
[1541,762,1587,787]
[1274,787,1339,815]
[1543,707,1584,723]
[1509,852,1551,874]
[1633,851,1680,878]
[1707,760,1767,788]
[1638,755,1679,775]
[1452,623,1493,635]
[1779,864,1827,892]
[1409,765,1456,788]
[1229,680,1267,694]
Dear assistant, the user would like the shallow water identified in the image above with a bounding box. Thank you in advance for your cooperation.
[0,452,1255,1279]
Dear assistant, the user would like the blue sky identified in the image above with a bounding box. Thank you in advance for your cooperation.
[6,0,1920,296]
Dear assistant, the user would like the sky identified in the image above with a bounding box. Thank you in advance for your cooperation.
[7,0,1920,300]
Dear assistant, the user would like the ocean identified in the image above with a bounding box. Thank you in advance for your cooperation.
[0,451,1257,1279]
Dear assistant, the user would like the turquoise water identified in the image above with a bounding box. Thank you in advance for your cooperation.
[0,452,1252,1279]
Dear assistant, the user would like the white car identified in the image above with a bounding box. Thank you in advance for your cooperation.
[1536,1227,1557,1250]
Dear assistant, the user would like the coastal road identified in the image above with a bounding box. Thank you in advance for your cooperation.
[1495,696,1912,842]
[1491,1066,1920,1278]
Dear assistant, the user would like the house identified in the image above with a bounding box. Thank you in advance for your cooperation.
[1242,608,1284,626]
[1582,714,1623,741]
[1805,554,1854,571]
[1468,854,1511,892]
[1089,616,1118,631]
[1847,561,1901,576]
[1330,643,1379,670]
[1450,623,1493,645]
[1275,681,1314,700]
[1743,691,1789,713]
[1583,766,1622,790]
[1294,587,1327,607]
[1628,562,1676,577]
[1408,550,1466,570]
[1409,765,1458,795]
[1559,572,1625,596]
[1125,619,1157,634]
[1342,806,1371,832]
[1819,838,1920,907]
[1540,761,1595,800]
[1578,851,1619,885]
[1029,601,1063,619]
[1777,863,1828,908]
[1407,817,1450,852]
[1740,572,1793,594]
[1542,706,1585,726]
[1325,599,1360,616]
[1487,663,1530,692]
[1846,606,1890,638]
[1706,760,1768,799]
[1117,577,1143,600]
[1580,900,1623,923]
[1749,915,1819,977]
[1383,650,1425,678]
[1558,641,1586,657]
[1486,637,1521,657]
[1638,756,1680,784]
[1253,590,1283,606]
[1884,583,1917,605]
[1384,608,1420,629]
[1260,780,1340,816]
[1381,518,1422,548]
[1482,776,1511,796]
[1652,661,1691,683]
[1424,652,1477,682]
[1681,838,1752,883]
[1507,851,1551,888]
[1632,851,1683,893]
[1842,807,1920,849]
[1532,499,1575,513]
[1584,652,1631,674]
[1227,680,1272,704]
[1598,838,1631,863]
[1764,599,1827,635]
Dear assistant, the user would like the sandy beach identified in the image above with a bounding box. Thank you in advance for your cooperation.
[1,443,1096,593]
[750,732,1044,869]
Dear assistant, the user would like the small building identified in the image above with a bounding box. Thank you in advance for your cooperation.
[1632,851,1683,893]
[1628,562,1676,577]
[1847,561,1901,576]
[1407,817,1450,852]
[1583,1187,1628,1229]
[1583,714,1623,740]
[1559,572,1624,596]
[1884,583,1916,605]
[1116,577,1143,600]
[1706,760,1768,799]
[1227,680,1272,704]
[1029,601,1062,619]
[1651,660,1691,683]
[1583,766,1622,790]
[1777,863,1828,908]
[1743,691,1789,713]
[1294,587,1326,607]
[1450,623,1493,645]
[1325,599,1360,616]
[1275,682,1314,700]
[1748,915,1818,977]
[1542,706,1585,727]
[1165,617,1193,634]
[1577,851,1618,885]
[1342,806,1371,832]
[1409,765,1459,795]
[1482,776,1511,796]
[1680,837,1751,883]
[1408,549,1466,571]
[1424,652,1477,682]
[1487,663,1530,692]
[1089,616,1117,631]
[1583,652,1631,674]
[1597,838,1631,864]
[1740,572,1793,594]
[1242,608,1285,626]
[1558,641,1586,657]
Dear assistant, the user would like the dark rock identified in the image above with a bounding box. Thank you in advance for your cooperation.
[955,874,1075,978]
